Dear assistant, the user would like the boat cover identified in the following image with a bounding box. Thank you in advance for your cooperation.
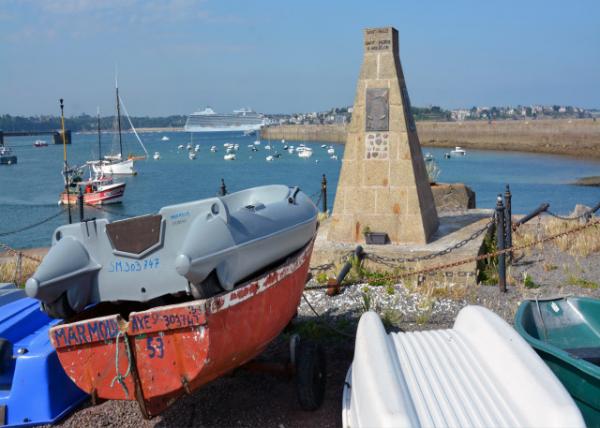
[0,295,87,426]
[25,185,318,316]
[342,306,585,428]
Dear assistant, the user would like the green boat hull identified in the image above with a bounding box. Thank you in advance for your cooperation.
[515,297,600,427]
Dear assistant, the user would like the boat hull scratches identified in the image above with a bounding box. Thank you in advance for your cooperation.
[49,237,315,417]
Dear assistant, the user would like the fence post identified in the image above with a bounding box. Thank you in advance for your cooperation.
[219,178,227,196]
[321,174,327,213]
[504,184,512,261]
[78,187,84,222]
[496,195,507,292]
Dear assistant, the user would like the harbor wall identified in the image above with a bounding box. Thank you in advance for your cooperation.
[261,119,600,158]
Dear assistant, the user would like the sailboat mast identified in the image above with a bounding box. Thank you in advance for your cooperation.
[97,108,102,161]
[116,84,123,158]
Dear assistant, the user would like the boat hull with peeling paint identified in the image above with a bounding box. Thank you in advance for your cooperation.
[48,236,314,418]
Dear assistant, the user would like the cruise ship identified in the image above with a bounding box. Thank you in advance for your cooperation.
[184,107,266,132]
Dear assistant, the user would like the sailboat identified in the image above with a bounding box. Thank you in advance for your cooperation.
[90,78,148,175]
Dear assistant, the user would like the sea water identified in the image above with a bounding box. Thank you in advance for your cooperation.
[0,132,598,249]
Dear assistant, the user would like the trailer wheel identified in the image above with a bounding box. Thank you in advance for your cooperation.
[41,292,75,319]
[295,340,326,411]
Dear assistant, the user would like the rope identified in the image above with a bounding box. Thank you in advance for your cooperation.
[110,330,132,397]
[0,210,64,237]
[305,217,600,291]
[0,241,43,263]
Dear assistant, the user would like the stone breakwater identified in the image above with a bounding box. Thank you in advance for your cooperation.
[261,118,600,158]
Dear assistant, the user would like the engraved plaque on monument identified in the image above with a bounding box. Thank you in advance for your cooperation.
[365,88,389,132]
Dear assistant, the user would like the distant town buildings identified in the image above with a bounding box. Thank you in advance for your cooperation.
[266,104,596,125]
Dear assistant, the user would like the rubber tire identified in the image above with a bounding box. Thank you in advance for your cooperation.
[295,340,326,411]
[0,339,13,374]
[41,292,75,319]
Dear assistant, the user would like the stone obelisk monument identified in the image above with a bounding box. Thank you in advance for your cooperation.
[328,27,438,244]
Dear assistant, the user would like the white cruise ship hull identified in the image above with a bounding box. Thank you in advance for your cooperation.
[184,123,264,133]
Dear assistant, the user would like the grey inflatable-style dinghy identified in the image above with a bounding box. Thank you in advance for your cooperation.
[26,185,318,318]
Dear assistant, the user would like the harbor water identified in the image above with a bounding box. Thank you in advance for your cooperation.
[1,131,599,249]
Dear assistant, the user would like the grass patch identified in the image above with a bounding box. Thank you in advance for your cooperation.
[522,272,540,289]
[0,257,39,287]
[567,275,599,289]
[477,231,498,285]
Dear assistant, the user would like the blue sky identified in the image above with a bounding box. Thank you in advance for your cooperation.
[1,0,599,116]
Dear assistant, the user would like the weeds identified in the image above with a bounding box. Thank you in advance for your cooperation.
[567,275,599,289]
[0,257,39,287]
[522,272,540,289]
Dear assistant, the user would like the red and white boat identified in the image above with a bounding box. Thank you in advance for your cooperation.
[48,235,316,417]
[34,139,48,147]
[59,166,126,206]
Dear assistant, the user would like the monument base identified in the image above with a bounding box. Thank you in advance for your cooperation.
[311,209,493,287]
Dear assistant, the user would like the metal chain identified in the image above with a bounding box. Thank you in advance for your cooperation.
[0,241,43,263]
[546,209,593,221]
[365,214,495,267]
[305,217,600,291]
[0,210,64,237]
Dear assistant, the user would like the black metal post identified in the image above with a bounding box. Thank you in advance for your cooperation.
[78,187,84,222]
[504,185,512,261]
[496,195,506,292]
[219,178,227,196]
[60,98,72,224]
[321,174,327,213]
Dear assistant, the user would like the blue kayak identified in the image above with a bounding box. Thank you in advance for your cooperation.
[0,284,87,427]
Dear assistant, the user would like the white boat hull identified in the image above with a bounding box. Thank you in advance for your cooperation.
[90,159,136,175]
[343,307,585,428]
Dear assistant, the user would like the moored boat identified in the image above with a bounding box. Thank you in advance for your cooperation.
[0,146,17,165]
[515,296,600,427]
[34,139,48,147]
[45,232,317,418]
[450,146,466,156]
[28,185,318,318]
[0,287,87,426]
[343,307,585,428]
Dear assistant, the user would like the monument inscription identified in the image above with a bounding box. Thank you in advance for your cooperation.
[364,28,392,52]
[365,88,389,131]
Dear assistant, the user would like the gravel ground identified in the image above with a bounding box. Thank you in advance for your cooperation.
[50,238,599,428]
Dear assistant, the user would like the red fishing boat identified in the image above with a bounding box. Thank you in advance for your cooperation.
[59,165,126,206]
[48,236,321,417]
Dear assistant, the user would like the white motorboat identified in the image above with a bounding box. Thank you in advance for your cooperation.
[0,146,17,165]
[153,152,160,160]
[161,136,170,141]
[187,143,193,150]
[188,151,196,160]
[265,145,271,150]
[210,146,218,152]
[298,147,313,159]
[321,144,327,149]
[178,144,185,150]
[266,155,274,162]
[330,155,338,160]
[195,144,200,152]
[451,146,466,156]
[342,307,585,428]
[254,140,261,145]
[224,153,236,161]
[281,139,285,143]
[287,148,294,154]
[327,147,335,155]
[34,140,48,147]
